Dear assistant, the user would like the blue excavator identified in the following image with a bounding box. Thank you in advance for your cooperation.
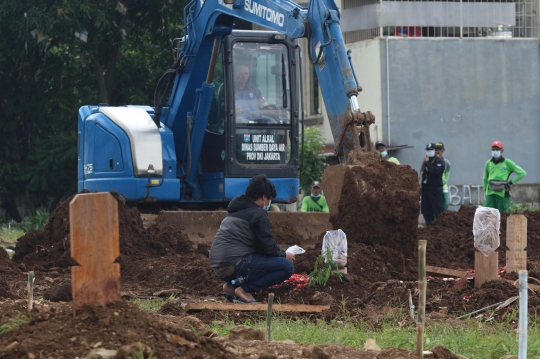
[77,0,376,240]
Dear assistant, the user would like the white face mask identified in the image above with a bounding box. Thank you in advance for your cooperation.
[264,199,272,211]
[492,150,501,158]
[426,150,435,157]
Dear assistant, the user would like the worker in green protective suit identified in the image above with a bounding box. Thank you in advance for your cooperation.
[375,141,400,165]
[301,181,329,212]
[482,140,526,213]
[435,142,451,210]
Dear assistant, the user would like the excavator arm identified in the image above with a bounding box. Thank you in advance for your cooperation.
[163,0,373,194]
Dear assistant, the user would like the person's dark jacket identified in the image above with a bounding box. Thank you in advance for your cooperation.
[420,156,445,188]
[209,195,285,268]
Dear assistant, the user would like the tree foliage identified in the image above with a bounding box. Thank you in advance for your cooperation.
[299,127,326,193]
[0,0,187,221]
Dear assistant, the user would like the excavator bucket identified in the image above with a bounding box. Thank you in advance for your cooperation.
[320,164,350,218]
[146,211,331,248]
[322,161,420,253]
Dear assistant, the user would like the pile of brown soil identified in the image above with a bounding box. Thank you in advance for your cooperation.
[244,240,418,319]
[0,300,462,359]
[362,278,540,317]
[0,300,231,358]
[432,279,524,314]
[419,206,477,270]
[120,244,222,297]
[8,192,223,298]
[12,191,195,268]
[329,160,420,255]
[419,206,540,270]
[287,236,417,285]
[0,249,19,275]
[5,189,540,323]
[271,222,320,248]
[153,238,419,322]
[0,249,22,299]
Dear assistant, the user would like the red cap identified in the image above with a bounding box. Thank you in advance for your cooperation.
[491,140,503,149]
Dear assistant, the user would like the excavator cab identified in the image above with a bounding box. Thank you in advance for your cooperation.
[230,40,290,165]
[200,31,300,196]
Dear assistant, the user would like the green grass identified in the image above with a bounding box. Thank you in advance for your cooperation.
[0,209,49,247]
[131,343,154,359]
[508,202,540,214]
[0,226,24,258]
[0,313,31,335]
[208,312,540,359]
[131,295,178,313]
[0,226,25,245]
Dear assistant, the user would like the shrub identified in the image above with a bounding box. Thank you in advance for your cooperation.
[13,209,50,233]
[308,247,343,287]
[299,127,326,193]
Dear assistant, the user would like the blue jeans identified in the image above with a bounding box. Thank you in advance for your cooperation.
[222,253,294,293]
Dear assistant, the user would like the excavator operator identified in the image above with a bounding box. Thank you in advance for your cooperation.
[234,64,280,124]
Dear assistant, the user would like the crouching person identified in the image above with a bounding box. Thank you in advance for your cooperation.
[209,174,295,303]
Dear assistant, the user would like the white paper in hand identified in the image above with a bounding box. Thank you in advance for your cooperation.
[286,245,306,255]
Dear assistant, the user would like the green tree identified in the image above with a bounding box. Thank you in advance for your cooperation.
[299,127,326,193]
[0,0,187,220]
[0,1,87,220]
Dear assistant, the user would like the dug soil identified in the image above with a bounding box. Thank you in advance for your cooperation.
[328,160,420,256]
[1,187,540,357]
[0,300,460,359]
[419,205,540,270]
[0,248,20,299]
[0,300,232,359]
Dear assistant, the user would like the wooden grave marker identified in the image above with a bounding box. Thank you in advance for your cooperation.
[473,207,501,288]
[70,192,120,315]
[474,251,499,288]
[506,215,527,274]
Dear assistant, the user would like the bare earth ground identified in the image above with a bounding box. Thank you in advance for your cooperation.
[1,163,539,358]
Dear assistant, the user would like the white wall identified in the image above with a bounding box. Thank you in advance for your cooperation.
[348,38,384,145]
[307,37,384,148]
[382,38,540,185]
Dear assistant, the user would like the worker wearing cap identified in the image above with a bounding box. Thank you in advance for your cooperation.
[375,141,400,165]
[435,142,451,210]
[482,141,526,213]
[301,181,329,212]
[420,143,445,225]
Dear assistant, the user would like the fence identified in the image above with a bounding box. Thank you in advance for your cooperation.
[342,0,539,42]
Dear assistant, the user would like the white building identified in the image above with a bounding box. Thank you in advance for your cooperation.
[255,0,540,205]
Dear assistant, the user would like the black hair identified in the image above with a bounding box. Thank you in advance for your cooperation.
[375,141,386,150]
[245,174,277,201]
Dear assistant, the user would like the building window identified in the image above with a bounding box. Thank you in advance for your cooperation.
[342,0,537,40]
